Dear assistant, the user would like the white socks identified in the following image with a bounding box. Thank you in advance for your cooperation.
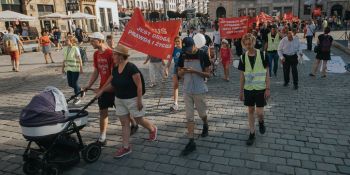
[99,132,106,141]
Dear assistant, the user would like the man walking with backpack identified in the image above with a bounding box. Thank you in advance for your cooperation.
[2,27,23,72]
[309,27,333,78]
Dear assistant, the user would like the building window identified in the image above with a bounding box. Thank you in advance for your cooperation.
[238,8,247,17]
[304,5,311,15]
[284,6,292,14]
[1,0,21,13]
[37,4,54,16]
[260,7,269,14]
[273,7,282,16]
[248,8,256,17]
[107,8,112,27]
[99,8,107,31]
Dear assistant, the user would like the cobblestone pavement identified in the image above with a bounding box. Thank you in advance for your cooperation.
[0,36,350,175]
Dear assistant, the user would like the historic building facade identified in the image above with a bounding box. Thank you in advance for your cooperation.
[0,0,99,35]
[117,0,209,18]
[209,0,350,20]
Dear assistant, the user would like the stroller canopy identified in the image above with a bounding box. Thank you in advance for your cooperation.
[20,87,68,127]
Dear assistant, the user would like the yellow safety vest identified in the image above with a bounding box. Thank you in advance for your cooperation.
[267,33,280,51]
[64,46,81,72]
[242,50,267,90]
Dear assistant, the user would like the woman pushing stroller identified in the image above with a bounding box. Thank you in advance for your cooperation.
[95,44,158,158]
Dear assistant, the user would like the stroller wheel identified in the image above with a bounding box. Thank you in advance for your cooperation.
[82,143,101,163]
[23,160,41,175]
[42,164,61,175]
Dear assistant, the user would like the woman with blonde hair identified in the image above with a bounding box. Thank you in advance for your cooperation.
[238,33,270,146]
[62,36,84,104]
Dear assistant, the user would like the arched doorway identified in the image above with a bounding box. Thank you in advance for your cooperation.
[84,7,96,32]
[331,4,343,17]
[216,7,226,19]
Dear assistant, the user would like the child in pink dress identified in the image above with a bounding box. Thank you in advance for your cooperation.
[220,39,232,81]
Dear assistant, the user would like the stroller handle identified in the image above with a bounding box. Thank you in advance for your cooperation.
[76,97,98,116]
[66,88,95,103]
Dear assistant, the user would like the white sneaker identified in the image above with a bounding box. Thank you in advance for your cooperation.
[149,83,156,88]
[73,98,81,105]
[170,103,179,111]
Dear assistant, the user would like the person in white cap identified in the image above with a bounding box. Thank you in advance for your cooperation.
[83,32,114,146]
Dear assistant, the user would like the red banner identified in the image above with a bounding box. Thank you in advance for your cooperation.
[248,16,258,28]
[219,16,249,39]
[119,8,181,59]
[283,12,293,21]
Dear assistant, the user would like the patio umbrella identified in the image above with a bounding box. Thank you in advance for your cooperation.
[0,10,36,21]
[39,12,69,20]
[65,12,97,20]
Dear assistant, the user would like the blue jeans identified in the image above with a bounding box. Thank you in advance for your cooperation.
[306,35,313,51]
[267,52,279,76]
[67,71,80,95]
[214,44,221,60]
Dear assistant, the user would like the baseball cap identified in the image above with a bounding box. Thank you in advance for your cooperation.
[89,32,105,40]
[182,37,195,52]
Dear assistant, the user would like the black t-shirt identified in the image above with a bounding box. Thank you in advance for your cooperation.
[255,36,263,50]
[178,49,211,69]
[318,34,333,50]
[111,62,144,99]
[238,51,269,72]
[260,28,270,41]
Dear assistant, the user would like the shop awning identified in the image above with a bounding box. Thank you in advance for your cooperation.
[0,10,36,21]
[39,12,69,20]
[65,12,97,20]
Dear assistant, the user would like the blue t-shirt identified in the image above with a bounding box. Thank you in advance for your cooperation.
[172,47,182,66]
[3,34,20,48]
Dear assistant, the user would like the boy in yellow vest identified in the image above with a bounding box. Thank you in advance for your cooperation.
[264,26,281,77]
[62,36,83,104]
[238,33,271,146]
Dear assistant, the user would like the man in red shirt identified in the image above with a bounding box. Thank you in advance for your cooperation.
[84,32,114,146]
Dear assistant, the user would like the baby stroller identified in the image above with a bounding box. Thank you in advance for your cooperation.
[20,87,100,175]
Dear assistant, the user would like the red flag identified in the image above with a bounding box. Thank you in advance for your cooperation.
[292,16,299,22]
[258,12,273,23]
[119,8,181,59]
[283,12,293,21]
[219,16,249,39]
[313,8,321,16]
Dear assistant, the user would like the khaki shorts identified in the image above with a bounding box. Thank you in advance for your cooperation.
[114,97,145,118]
[184,93,207,122]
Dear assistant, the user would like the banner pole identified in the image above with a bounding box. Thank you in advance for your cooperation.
[157,77,167,109]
